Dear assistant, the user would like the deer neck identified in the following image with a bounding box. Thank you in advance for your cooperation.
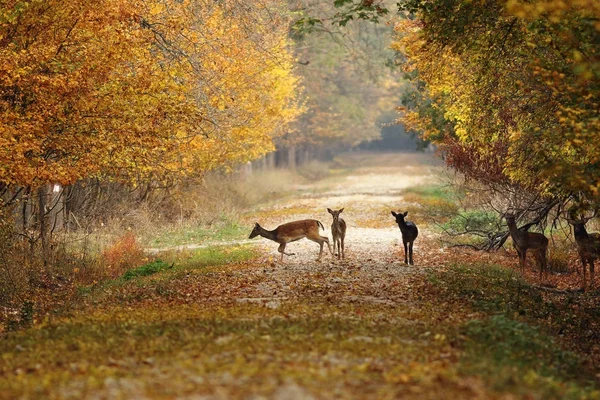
[507,220,526,242]
[258,226,278,242]
[574,223,589,240]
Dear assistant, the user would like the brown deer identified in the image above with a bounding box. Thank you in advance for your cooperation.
[567,214,600,290]
[327,208,346,259]
[391,211,418,265]
[505,214,549,281]
[249,219,331,262]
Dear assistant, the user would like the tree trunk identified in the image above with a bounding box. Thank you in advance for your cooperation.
[37,185,49,265]
[266,152,275,169]
[288,146,296,170]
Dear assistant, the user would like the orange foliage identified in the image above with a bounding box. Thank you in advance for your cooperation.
[0,0,302,188]
[101,231,145,276]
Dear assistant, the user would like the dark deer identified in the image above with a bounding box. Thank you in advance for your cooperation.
[327,208,347,259]
[249,219,331,262]
[505,214,549,281]
[391,211,418,265]
[567,214,600,290]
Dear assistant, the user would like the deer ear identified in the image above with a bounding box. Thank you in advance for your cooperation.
[327,208,333,214]
[339,208,344,213]
[403,211,408,217]
[391,211,397,217]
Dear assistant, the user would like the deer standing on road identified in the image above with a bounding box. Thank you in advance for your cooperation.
[567,214,600,290]
[249,219,331,262]
[391,211,418,265]
[505,214,549,281]
[327,208,346,259]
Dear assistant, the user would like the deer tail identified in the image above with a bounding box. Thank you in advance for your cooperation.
[317,220,324,230]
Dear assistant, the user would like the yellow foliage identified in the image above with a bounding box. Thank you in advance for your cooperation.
[0,0,302,188]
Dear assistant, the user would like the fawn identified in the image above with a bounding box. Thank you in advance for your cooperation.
[391,211,419,265]
[249,219,331,262]
[327,208,347,259]
[505,214,549,281]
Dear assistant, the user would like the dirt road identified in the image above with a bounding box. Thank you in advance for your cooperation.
[247,152,443,263]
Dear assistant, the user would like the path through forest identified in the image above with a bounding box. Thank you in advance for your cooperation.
[3,153,597,400]
[241,153,444,307]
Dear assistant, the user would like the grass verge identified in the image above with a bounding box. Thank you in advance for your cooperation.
[428,263,600,399]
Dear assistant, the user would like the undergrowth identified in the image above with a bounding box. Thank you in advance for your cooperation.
[428,263,600,399]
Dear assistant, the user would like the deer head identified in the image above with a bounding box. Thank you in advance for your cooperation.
[327,208,344,221]
[391,211,408,225]
[249,222,262,239]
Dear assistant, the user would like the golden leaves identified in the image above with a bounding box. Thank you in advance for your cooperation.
[0,0,302,188]
[392,0,600,199]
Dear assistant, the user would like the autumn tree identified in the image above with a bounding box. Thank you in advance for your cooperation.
[0,0,302,255]
[393,0,600,221]
[1,0,301,187]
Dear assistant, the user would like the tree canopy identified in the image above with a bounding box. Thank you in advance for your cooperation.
[0,0,302,188]
[393,0,600,205]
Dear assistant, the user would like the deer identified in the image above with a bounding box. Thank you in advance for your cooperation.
[391,211,418,265]
[327,208,347,259]
[248,219,331,262]
[567,212,600,290]
[504,214,549,281]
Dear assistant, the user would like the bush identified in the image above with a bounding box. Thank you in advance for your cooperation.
[547,241,574,274]
[443,210,501,234]
[297,160,330,181]
[101,231,145,277]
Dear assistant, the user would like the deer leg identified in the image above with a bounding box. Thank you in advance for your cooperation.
[317,241,324,260]
[543,250,548,282]
[520,249,527,275]
[582,258,591,290]
[403,241,409,264]
[333,236,339,258]
[277,243,294,261]
[323,236,332,255]
[579,255,586,277]
[590,259,595,288]
[310,236,330,260]
[408,241,414,265]
[341,236,345,260]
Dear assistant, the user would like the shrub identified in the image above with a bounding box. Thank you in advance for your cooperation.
[547,241,574,274]
[101,231,145,277]
[443,210,500,234]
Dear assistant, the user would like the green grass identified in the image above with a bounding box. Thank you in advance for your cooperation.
[403,184,460,202]
[178,244,256,268]
[122,259,173,280]
[148,218,248,247]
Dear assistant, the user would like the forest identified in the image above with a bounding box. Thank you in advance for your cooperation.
[1,0,599,398]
